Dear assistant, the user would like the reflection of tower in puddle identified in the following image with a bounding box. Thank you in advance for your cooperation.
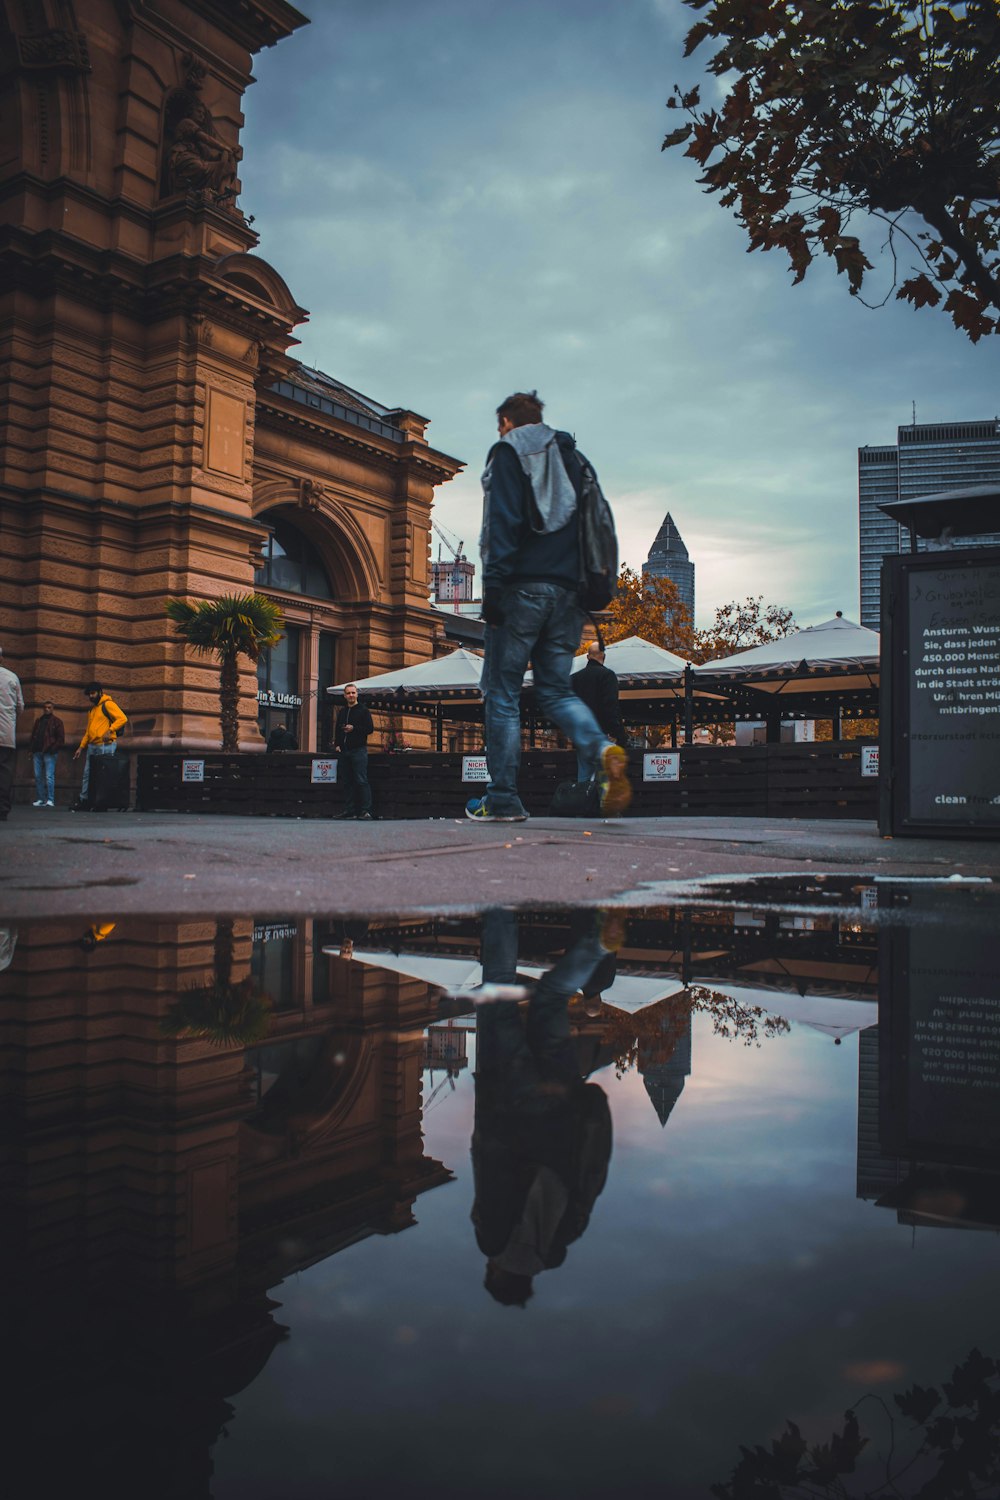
[857,888,1000,1231]
[0,917,452,1497]
[637,1007,692,1127]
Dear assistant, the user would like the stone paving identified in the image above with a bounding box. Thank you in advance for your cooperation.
[3,807,998,919]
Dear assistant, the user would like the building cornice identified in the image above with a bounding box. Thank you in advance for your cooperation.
[255,395,464,484]
[116,0,309,58]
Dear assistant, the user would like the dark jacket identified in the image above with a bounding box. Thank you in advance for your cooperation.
[482,434,580,595]
[571,659,622,741]
[266,725,298,752]
[335,702,374,751]
[29,711,65,755]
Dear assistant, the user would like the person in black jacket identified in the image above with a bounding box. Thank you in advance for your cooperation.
[29,699,65,807]
[571,642,623,781]
[266,721,298,753]
[333,683,374,819]
[468,390,631,823]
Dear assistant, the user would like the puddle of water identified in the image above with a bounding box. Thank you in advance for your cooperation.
[1,883,998,1499]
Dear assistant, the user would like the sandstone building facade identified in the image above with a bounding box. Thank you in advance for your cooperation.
[0,0,462,758]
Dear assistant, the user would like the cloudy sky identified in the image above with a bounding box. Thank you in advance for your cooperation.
[240,0,996,627]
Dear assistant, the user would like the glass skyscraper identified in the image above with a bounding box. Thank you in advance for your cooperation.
[643,512,695,622]
[858,419,1000,628]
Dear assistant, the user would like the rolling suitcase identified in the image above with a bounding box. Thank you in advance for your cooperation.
[89,752,131,811]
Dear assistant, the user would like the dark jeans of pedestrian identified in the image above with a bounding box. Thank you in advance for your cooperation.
[0,746,14,816]
[339,746,372,815]
[482,582,609,815]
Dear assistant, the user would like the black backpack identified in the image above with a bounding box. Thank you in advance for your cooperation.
[550,778,601,817]
[560,441,619,613]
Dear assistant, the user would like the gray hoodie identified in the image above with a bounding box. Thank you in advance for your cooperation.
[0,665,24,750]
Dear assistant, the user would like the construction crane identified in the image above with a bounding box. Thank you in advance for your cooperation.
[432,521,465,563]
[424,1070,457,1112]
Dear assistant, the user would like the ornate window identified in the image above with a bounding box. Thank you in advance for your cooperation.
[255,515,334,599]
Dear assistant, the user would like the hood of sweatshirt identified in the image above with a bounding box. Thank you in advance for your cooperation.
[500,423,578,534]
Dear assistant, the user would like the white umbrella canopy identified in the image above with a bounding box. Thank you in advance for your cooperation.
[709,983,878,1040]
[330,647,483,697]
[692,612,881,699]
[596,974,689,1015]
[329,950,486,990]
[693,615,879,682]
[571,636,692,678]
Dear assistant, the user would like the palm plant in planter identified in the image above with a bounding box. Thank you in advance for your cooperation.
[165,592,284,751]
[161,917,272,1048]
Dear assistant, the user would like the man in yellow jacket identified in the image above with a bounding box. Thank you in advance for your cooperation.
[72,680,127,808]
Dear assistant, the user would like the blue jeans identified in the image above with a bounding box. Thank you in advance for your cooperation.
[80,742,116,799]
[482,583,609,813]
[33,752,57,802]
[339,746,371,814]
[477,907,609,1093]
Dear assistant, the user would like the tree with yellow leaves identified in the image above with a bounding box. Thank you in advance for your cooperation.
[603,565,693,653]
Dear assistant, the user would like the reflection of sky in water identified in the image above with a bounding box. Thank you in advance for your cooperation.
[212,1013,1000,1500]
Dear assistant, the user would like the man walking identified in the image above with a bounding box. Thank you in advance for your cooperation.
[334,682,374,820]
[72,681,127,808]
[468,391,630,823]
[29,699,65,807]
[571,641,623,782]
[0,647,25,821]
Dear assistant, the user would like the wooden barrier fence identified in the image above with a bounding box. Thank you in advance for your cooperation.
[135,741,878,820]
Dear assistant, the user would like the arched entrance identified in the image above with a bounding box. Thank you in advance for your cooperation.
[254,506,374,751]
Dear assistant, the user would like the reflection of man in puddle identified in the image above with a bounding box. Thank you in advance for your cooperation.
[472,909,615,1307]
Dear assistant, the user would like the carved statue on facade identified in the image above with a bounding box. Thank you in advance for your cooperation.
[161,54,240,202]
[300,478,326,511]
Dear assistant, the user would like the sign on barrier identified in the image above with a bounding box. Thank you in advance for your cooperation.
[861,745,879,778]
[311,758,338,784]
[462,755,489,782]
[643,752,680,783]
[181,760,204,782]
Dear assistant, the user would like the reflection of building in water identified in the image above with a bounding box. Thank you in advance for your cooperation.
[856,1026,906,1202]
[0,918,451,1496]
[638,1011,692,1127]
[424,1020,469,1073]
[857,889,1000,1232]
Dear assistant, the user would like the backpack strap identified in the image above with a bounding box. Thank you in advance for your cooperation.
[101,699,126,734]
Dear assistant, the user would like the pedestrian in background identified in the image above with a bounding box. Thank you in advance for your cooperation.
[72,681,127,809]
[0,646,25,822]
[333,682,374,820]
[29,699,65,807]
[571,641,624,782]
[267,721,298,752]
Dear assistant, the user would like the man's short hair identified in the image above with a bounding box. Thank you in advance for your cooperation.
[345,682,357,692]
[497,391,544,427]
[85,681,102,694]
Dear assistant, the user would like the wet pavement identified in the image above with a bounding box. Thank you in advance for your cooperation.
[2,808,1000,918]
[2,871,999,1499]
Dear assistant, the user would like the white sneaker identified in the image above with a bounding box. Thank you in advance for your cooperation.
[32,799,45,807]
[45,800,55,808]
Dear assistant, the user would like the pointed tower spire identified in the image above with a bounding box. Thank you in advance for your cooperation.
[643,512,695,620]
